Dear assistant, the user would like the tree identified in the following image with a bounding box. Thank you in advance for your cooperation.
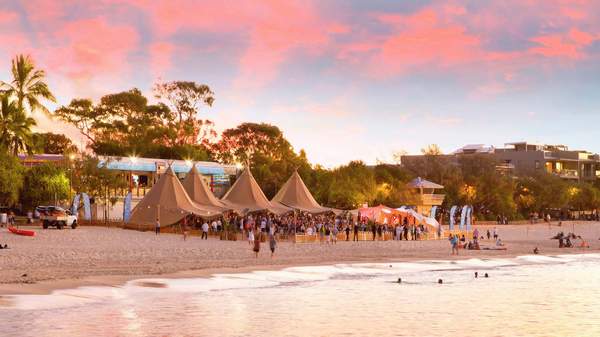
[0,54,55,115]
[372,164,416,208]
[213,122,309,198]
[0,151,24,206]
[71,156,128,220]
[214,123,295,164]
[20,163,69,208]
[325,161,378,209]
[154,81,216,145]
[421,144,443,155]
[32,132,78,154]
[568,183,600,211]
[515,172,568,216]
[0,95,36,155]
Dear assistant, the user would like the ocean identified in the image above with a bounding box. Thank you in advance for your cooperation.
[2,254,600,337]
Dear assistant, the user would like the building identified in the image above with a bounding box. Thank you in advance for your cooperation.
[18,154,239,220]
[402,141,600,182]
[99,156,238,198]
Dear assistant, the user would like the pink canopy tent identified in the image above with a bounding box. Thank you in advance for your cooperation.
[357,205,414,225]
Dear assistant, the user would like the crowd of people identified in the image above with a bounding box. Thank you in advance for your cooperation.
[552,231,590,248]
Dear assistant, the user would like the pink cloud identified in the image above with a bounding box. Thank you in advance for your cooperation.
[148,41,175,80]
[529,28,596,59]
[124,0,347,90]
[35,17,138,98]
[360,9,482,77]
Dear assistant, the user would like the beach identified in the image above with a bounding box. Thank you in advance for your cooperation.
[1,222,599,295]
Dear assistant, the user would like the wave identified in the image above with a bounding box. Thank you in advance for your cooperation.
[3,253,599,311]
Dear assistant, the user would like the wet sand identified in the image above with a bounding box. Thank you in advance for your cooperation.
[1,222,599,295]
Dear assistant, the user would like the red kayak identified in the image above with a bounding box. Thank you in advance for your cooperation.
[8,226,35,237]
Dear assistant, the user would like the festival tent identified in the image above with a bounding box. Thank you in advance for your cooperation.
[358,205,399,224]
[129,167,221,227]
[221,167,292,215]
[396,208,440,230]
[271,171,338,214]
[182,164,229,212]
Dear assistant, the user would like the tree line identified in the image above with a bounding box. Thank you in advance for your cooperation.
[0,54,599,220]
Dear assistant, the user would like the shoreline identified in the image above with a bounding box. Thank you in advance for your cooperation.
[1,222,599,296]
[1,249,596,296]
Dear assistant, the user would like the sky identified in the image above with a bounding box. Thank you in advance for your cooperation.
[1,0,600,167]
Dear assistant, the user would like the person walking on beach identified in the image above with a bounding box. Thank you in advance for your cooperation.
[253,229,261,258]
[486,229,491,240]
[201,221,209,240]
[450,234,459,255]
[332,225,338,244]
[155,218,160,235]
[248,226,255,245]
[269,232,277,258]
[345,225,350,241]
[353,222,359,241]
[493,227,498,240]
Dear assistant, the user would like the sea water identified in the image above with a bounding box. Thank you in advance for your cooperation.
[1,254,600,337]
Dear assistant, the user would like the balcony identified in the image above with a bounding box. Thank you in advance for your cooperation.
[418,194,446,206]
[551,169,578,179]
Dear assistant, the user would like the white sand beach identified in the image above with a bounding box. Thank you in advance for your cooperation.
[1,222,599,295]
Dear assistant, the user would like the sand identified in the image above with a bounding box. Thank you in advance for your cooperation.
[1,222,599,295]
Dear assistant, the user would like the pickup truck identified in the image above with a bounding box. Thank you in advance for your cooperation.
[36,206,78,229]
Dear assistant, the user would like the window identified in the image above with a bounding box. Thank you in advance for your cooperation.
[535,160,541,169]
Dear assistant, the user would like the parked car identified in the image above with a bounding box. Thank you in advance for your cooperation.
[36,206,78,229]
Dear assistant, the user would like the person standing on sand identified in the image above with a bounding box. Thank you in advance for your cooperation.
[353,222,359,241]
[450,234,459,255]
[253,229,261,258]
[201,221,209,240]
[332,225,338,244]
[269,232,277,258]
[155,218,160,235]
[345,225,350,241]
[493,227,498,240]
[486,229,491,240]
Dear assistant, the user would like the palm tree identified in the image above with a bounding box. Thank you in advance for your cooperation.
[0,95,37,155]
[0,54,56,115]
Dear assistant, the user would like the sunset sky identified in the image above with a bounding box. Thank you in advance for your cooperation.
[1,0,599,167]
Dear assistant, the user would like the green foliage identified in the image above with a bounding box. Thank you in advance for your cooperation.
[0,151,24,206]
[0,95,36,155]
[323,161,378,209]
[54,87,215,160]
[0,54,56,115]
[214,122,310,198]
[153,81,216,146]
[71,156,128,202]
[32,132,78,154]
[20,163,69,207]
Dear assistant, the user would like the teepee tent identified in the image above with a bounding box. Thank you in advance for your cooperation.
[271,171,335,214]
[129,167,221,227]
[221,167,291,215]
[182,164,229,212]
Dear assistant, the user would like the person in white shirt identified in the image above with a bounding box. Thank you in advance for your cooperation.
[248,227,254,245]
[260,218,267,232]
[202,222,209,240]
